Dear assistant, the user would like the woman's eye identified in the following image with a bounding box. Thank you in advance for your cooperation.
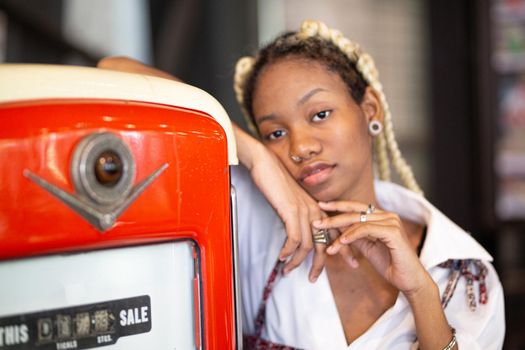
[312,110,331,122]
[266,129,287,140]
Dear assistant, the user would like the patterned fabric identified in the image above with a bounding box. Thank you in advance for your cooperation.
[243,334,300,350]
[244,260,302,350]
[438,259,489,310]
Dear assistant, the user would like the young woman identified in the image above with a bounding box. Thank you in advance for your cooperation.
[98,20,505,349]
[230,20,504,349]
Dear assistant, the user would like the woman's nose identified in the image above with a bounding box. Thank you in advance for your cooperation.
[289,128,322,161]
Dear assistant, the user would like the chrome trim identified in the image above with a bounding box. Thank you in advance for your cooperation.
[71,132,135,205]
[191,242,204,350]
[24,163,168,232]
[230,182,243,350]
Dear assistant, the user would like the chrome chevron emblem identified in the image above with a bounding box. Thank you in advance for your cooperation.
[24,164,168,232]
[24,132,168,232]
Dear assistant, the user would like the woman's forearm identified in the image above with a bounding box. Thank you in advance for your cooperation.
[406,277,457,350]
[232,123,266,170]
[97,56,180,81]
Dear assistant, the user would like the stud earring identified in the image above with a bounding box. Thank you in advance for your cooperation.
[290,154,302,163]
[368,120,383,136]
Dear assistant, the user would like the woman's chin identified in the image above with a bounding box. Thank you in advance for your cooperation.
[307,187,341,203]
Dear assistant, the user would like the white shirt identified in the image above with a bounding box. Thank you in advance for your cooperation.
[232,166,505,350]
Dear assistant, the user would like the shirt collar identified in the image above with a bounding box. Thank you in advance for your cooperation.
[374,180,493,269]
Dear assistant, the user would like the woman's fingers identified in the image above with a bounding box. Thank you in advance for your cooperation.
[308,242,328,282]
[283,232,313,275]
[313,212,389,230]
[280,197,318,255]
[338,244,360,268]
[319,200,379,213]
[282,198,324,276]
[326,222,398,255]
[279,211,302,261]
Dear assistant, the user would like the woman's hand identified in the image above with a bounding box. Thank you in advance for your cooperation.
[313,200,431,295]
[315,200,457,350]
[235,125,327,282]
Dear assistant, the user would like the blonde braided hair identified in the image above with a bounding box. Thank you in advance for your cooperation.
[234,20,423,195]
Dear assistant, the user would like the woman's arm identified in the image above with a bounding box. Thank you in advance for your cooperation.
[98,56,180,81]
[406,280,457,350]
[97,56,327,281]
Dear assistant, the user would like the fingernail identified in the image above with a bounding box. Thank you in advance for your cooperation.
[327,246,336,254]
[312,220,322,227]
[309,275,318,283]
[279,255,286,262]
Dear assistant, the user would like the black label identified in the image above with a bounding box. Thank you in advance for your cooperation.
[0,295,151,349]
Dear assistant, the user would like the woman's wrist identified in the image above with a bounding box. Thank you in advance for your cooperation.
[406,274,456,349]
[403,272,439,305]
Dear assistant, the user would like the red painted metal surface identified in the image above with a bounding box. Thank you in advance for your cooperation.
[0,99,235,349]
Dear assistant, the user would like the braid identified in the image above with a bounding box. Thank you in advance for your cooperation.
[234,56,257,134]
[233,20,423,195]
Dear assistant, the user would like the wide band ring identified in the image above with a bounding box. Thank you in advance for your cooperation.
[359,211,368,223]
[312,229,330,244]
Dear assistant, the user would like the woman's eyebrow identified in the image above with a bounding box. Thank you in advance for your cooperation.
[256,113,277,124]
[298,88,327,106]
[256,88,327,124]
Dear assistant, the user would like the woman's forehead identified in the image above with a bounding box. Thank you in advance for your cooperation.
[252,62,355,122]
[260,56,328,76]
[254,58,347,100]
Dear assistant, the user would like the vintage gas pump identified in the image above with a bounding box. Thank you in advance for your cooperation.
[0,64,241,349]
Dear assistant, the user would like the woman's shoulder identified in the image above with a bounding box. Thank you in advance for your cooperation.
[374,180,494,265]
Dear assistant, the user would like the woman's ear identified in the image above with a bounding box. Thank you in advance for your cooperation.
[359,86,384,124]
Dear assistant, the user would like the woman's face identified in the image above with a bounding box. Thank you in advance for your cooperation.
[252,57,380,202]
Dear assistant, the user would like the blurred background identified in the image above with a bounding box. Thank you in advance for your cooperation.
[0,0,523,348]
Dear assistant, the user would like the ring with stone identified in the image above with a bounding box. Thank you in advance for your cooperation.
[366,204,375,214]
[359,211,368,223]
[312,229,330,244]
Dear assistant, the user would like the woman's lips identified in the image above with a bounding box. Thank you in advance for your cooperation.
[299,163,335,187]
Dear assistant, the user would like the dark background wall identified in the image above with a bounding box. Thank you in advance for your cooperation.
[428,1,524,348]
[0,0,258,128]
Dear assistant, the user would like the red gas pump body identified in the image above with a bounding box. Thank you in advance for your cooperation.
[0,65,238,349]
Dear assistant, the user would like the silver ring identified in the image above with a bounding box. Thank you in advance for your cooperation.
[359,211,367,223]
[366,204,375,214]
[312,229,330,244]
[290,154,302,163]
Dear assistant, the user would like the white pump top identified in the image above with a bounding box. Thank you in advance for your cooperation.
[0,64,238,165]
